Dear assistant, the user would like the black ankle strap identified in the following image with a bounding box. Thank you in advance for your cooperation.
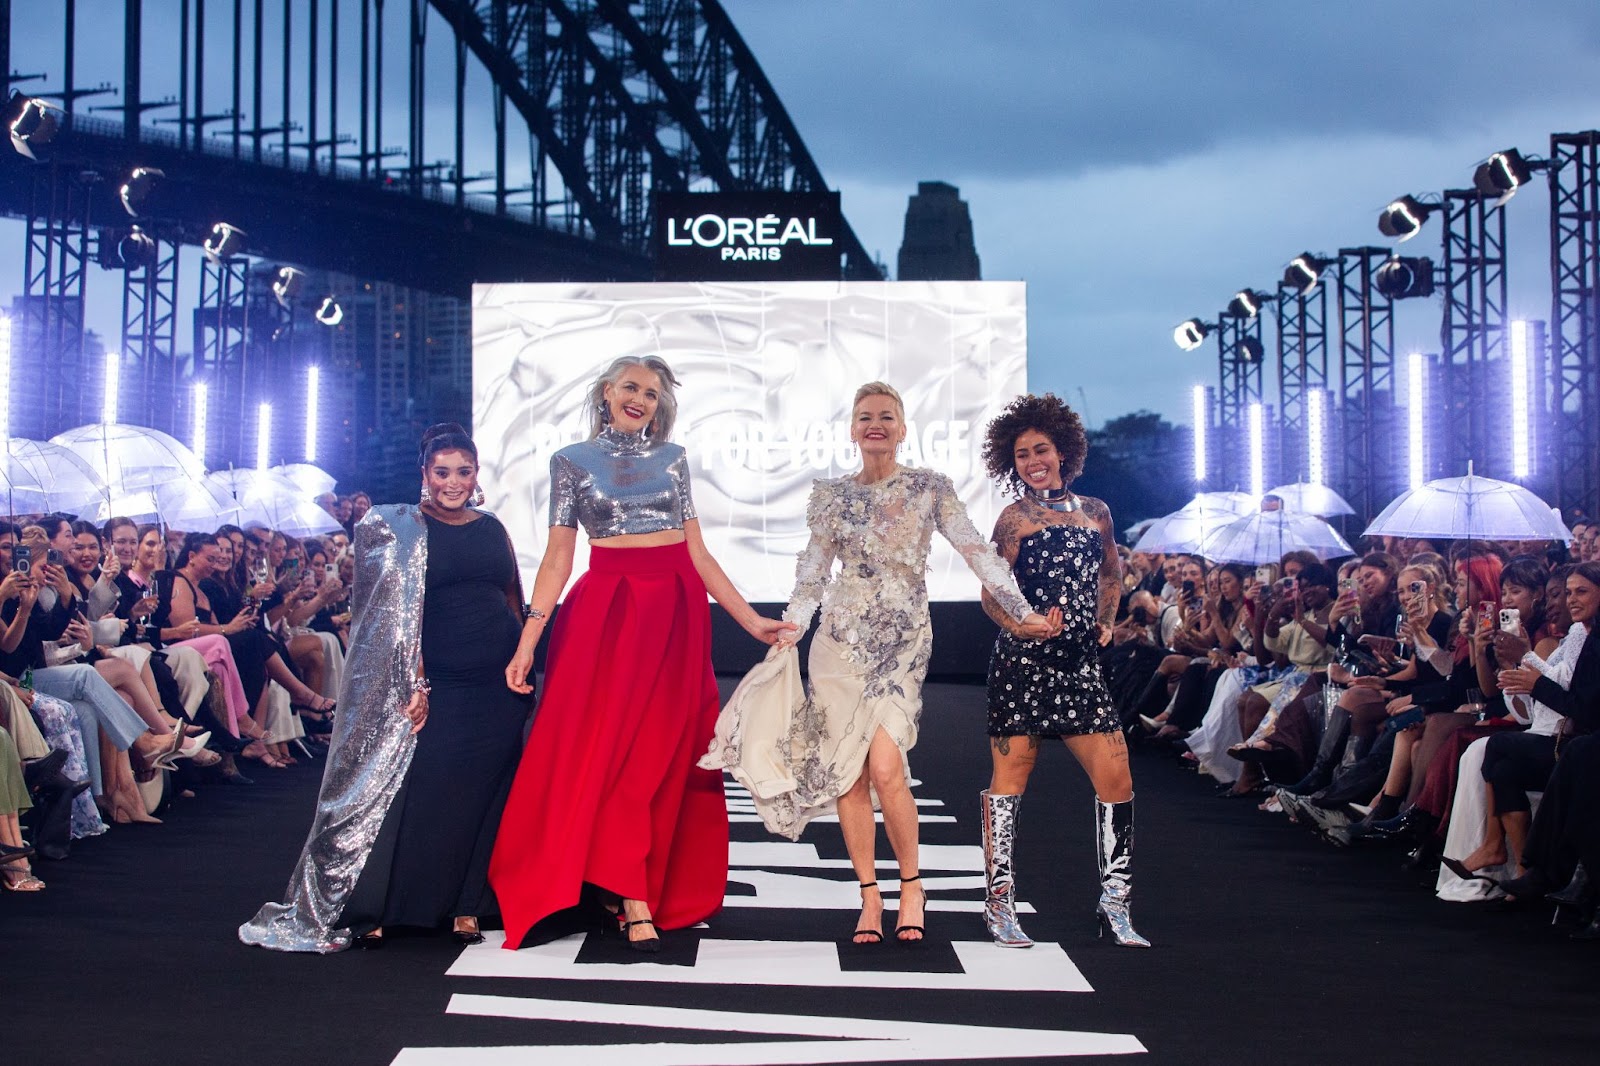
[860,880,878,889]
[900,875,921,884]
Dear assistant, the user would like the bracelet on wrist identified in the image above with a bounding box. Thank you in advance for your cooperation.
[524,604,546,623]
[411,676,432,697]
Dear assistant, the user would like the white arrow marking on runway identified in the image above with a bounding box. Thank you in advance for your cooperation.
[385,994,1143,1064]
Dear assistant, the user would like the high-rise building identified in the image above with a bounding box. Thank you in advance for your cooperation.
[896,181,981,281]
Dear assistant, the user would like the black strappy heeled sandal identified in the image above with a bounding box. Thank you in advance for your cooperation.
[851,880,884,944]
[624,917,661,953]
[895,875,926,944]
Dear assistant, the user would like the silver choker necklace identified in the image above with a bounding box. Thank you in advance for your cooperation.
[1027,486,1079,512]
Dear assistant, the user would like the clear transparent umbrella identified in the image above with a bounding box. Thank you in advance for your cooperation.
[1266,482,1356,517]
[79,482,241,530]
[50,423,208,492]
[204,468,341,537]
[1201,509,1355,564]
[1363,469,1571,542]
[270,463,338,498]
[1133,505,1243,555]
[1,438,109,516]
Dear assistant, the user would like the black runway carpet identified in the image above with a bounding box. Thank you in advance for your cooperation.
[4,680,1594,1065]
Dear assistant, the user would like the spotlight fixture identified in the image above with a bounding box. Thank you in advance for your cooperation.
[271,266,306,308]
[1374,255,1435,300]
[313,296,344,326]
[1237,336,1265,363]
[1377,195,1439,242]
[202,221,247,262]
[115,227,157,270]
[7,94,61,160]
[1174,318,1213,351]
[118,167,164,216]
[1473,148,1545,205]
[1227,289,1270,320]
[1282,253,1334,296]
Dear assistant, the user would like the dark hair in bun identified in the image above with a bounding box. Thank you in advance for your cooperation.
[418,422,478,469]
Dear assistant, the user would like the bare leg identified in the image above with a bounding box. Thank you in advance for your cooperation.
[288,635,326,699]
[1460,783,1508,871]
[989,735,1040,795]
[1064,731,1135,803]
[94,659,172,734]
[1503,811,1532,872]
[863,727,924,941]
[836,768,883,943]
[265,652,325,708]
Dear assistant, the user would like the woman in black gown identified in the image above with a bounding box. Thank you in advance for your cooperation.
[976,394,1149,950]
[340,423,531,946]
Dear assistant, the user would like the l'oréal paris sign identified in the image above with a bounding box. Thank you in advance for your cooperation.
[654,191,842,280]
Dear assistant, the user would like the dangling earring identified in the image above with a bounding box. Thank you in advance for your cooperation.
[419,483,432,504]
[469,485,485,507]
[640,420,652,443]
[598,399,612,425]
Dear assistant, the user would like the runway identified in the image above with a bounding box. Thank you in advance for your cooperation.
[4,680,1593,1066]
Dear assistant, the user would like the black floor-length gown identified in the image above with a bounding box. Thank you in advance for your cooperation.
[342,512,530,930]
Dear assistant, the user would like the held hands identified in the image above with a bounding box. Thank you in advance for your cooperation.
[749,615,800,647]
[1017,607,1064,641]
[402,689,429,733]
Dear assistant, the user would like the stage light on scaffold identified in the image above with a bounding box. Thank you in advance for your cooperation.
[202,222,247,262]
[1174,318,1212,351]
[1227,290,1269,320]
[1282,254,1333,296]
[1378,195,1438,242]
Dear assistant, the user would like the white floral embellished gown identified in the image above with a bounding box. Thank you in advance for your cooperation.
[712,467,1032,839]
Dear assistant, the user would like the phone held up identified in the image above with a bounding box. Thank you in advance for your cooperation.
[1499,607,1521,634]
[12,545,32,573]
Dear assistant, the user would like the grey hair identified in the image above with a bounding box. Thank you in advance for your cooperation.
[586,355,681,442]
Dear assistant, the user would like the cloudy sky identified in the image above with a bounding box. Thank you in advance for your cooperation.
[6,1,1600,431]
[725,0,1600,426]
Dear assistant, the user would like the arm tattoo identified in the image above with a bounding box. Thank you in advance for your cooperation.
[989,504,1028,565]
[1080,497,1121,629]
[981,587,1016,634]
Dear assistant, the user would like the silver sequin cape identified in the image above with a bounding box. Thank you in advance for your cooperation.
[238,504,427,952]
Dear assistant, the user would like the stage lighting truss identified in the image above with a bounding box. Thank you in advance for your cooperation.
[1282,254,1335,296]
[1227,289,1271,320]
[313,296,344,327]
[1473,148,1546,205]
[202,221,247,262]
[98,226,158,271]
[1374,255,1435,300]
[1378,195,1441,242]
[1174,318,1213,351]
[118,167,164,216]
[7,93,61,160]
[272,266,306,308]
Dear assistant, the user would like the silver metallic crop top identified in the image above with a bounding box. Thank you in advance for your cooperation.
[549,427,697,538]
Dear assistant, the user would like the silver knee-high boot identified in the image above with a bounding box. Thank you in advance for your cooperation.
[1094,795,1151,948]
[981,790,1033,948]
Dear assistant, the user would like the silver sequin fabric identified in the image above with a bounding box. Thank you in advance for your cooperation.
[238,504,428,953]
[548,427,696,537]
[987,524,1119,737]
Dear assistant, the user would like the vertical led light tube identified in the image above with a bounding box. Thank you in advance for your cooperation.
[1509,320,1530,479]
[1247,402,1265,501]
[305,366,320,463]
[1306,388,1325,486]
[0,316,12,442]
[1408,353,1426,489]
[256,402,273,469]
[103,352,121,424]
[1192,384,1207,482]
[191,383,209,470]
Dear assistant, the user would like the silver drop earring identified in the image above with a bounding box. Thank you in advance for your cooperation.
[598,399,612,425]
[469,485,485,507]
[419,483,433,504]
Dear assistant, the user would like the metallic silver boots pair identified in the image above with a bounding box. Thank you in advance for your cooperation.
[979,790,1150,949]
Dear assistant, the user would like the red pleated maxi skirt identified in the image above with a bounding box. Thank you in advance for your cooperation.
[488,541,728,949]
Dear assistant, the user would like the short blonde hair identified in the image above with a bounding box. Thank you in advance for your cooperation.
[852,381,905,420]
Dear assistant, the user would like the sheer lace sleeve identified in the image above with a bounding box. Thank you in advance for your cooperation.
[783,482,837,635]
[931,474,1031,623]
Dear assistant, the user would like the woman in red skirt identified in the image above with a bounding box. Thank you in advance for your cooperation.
[490,355,793,951]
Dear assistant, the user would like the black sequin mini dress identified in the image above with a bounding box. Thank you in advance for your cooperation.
[987,523,1120,737]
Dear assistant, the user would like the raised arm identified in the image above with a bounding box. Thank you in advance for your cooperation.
[932,476,1031,624]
